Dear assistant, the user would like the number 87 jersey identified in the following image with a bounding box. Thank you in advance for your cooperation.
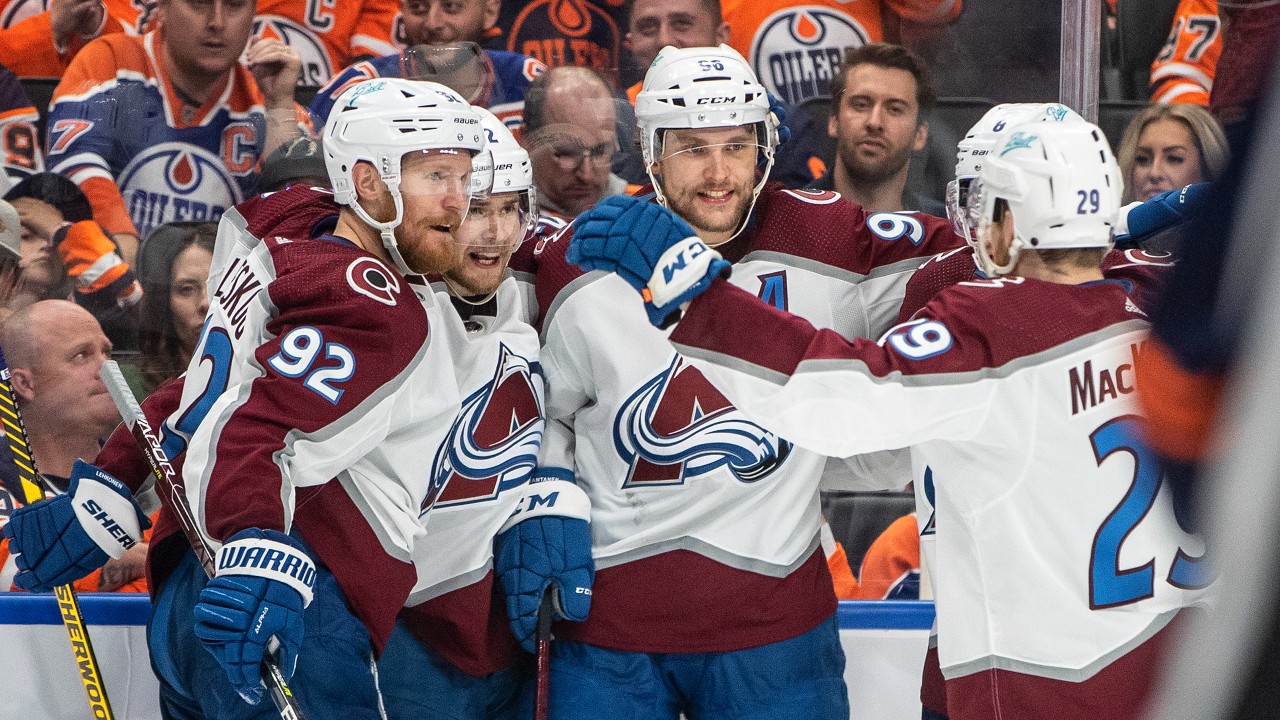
[667,272,1214,720]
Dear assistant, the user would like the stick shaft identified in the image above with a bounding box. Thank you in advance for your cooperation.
[100,361,307,720]
[0,346,116,720]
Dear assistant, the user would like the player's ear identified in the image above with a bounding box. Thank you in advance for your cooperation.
[350,161,384,202]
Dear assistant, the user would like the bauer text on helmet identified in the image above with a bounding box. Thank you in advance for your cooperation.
[322,78,486,275]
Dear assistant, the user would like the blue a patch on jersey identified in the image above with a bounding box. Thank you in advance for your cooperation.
[614,355,791,488]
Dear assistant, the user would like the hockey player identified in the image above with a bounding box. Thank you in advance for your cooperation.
[377,107,593,720]
[571,119,1213,720]
[2,78,487,718]
[528,44,959,719]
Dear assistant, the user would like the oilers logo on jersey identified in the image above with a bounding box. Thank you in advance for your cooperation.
[119,142,242,238]
[750,7,870,104]
[253,16,334,87]
[426,344,544,512]
[614,356,792,488]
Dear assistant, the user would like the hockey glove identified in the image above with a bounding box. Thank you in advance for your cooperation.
[1113,182,1208,248]
[767,92,792,147]
[194,528,316,705]
[54,220,143,308]
[3,459,150,591]
[568,195,731,328]
[494,472,594,654]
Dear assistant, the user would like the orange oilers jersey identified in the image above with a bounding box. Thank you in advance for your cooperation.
[486,0,627,77]
[47,32,270,238]
[253,0,399,88]
[1150,0,1220,105]
[856,512,920,600]
[0,0,155,77]
[722,0,962,105]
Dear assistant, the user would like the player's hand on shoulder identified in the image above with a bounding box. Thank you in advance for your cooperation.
[194,528,316,705]
[567,195,731,328]
[494,471,594,654]
[2,460,150,592]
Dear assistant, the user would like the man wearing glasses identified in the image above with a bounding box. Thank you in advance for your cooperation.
[520,67,636,218]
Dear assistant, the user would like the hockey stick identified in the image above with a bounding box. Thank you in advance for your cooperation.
[0,345,117,720]
[534,588,554,720]
[100,361,308,720]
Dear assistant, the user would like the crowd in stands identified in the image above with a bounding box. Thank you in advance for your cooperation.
[0,0,1261,608]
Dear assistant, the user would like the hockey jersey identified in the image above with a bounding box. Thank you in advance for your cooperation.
[157,186,464,650]
[309,49,544,132]
[46,32,270,239]
[252,0,399,88]
[721,0,962,105]
[0,0,152,77]
[669,276,1212,720]
[1150,0,1221,105]
[0,64,41,185]
[532,185,960,653]
[487,0,626,77]
[396,275,543,677]
[896,246,1176,324]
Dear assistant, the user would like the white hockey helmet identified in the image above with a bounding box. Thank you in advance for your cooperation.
[948,103,1085,247]
[971,120,1122,277]
[322,78,486,274]
[635,44,780,219]
[465,107,538,242]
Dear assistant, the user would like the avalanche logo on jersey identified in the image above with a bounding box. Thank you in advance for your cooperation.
[750,7,870,105]
[253,16,333,87]
[118,142,241,239]
[425,344,544,513]
[614,355,792,488]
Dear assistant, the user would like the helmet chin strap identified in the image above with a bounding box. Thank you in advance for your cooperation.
[441,273,500,306]
[350,178,413,276]
[647,141,775,249]
[975,221,1023,278]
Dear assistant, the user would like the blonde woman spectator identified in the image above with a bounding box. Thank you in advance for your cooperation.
[1116,103,1228,203]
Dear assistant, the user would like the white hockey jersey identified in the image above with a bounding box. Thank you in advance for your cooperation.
[398,275,544,676]
[668,274,1212,719]
[530,185,961,652]
[162,186,462,650]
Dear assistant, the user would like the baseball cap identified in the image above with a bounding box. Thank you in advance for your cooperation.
[258,136,329,193]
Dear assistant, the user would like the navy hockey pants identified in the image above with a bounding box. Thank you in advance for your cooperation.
[378,618,534,720]
[148,545,383,720]
[549,613,850,720]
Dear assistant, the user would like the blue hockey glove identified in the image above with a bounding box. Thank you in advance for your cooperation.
[494,472,594,654]
[767,92,792,147]
[3,459,150,591]
[194,528,316,705]
[568,195,731,328]
[1113,182,1209,248]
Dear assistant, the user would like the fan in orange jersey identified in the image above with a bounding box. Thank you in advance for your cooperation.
[0,0,155,77]
[251,0,399,87]
[1150,0,1221,105]
[721,0,961,106]
[45,0,303,260]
